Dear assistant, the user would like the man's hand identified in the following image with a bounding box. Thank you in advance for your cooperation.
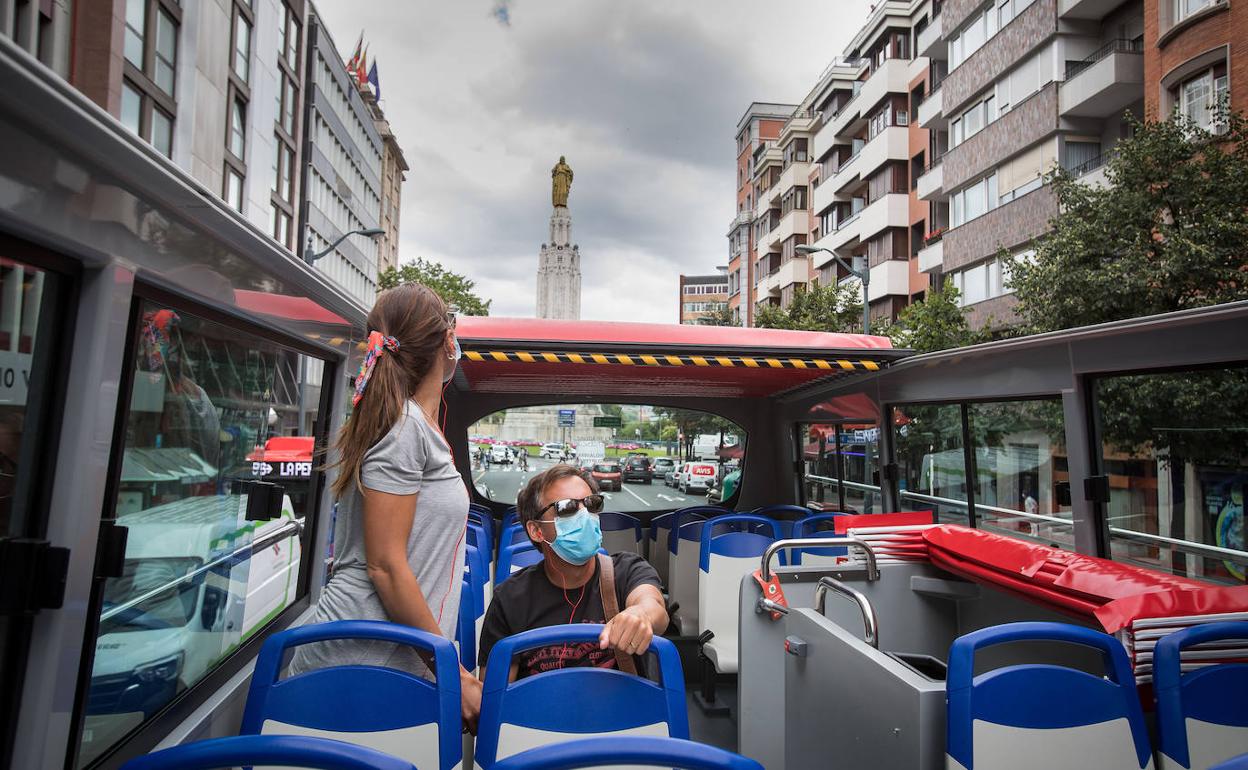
[599,606,654,656]
[460,666,482,734]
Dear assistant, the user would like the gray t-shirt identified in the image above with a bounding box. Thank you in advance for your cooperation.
[291,402,468,677]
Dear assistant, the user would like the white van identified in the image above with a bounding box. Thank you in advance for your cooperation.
[489,444,512,464]
[677,461,719,494]
[83,493,301,743]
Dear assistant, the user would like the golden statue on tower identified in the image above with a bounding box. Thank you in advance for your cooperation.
[551,156,573,208]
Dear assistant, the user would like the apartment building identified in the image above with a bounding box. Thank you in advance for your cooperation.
[915,0,1149,328]
[679,268,730,325]
[363,88,409,276]
[300,12,385,306]
[729,104,794,326]
[1144,0,1244,122]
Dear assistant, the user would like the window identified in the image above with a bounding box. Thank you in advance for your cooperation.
[1095,364,1247,584]
[948,252,1024,306]
[282,3,300,68]
[120,0,180,157]
[1172,0,1213,25]
[121,81,142,136]
[153,7,176,94]
[894,404,971,524]
[950,173,998,227]
[75,301,328,768]
[469,405,745,512]
[225,165,244,211]
[228,97,246,160]
[273,139,294,202]
[150,107,173,158]
[232,9,251,84]
[1175,65,1229,134]
[124,0,145,68]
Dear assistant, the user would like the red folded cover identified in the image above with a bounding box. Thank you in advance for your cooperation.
[833,511,934,534]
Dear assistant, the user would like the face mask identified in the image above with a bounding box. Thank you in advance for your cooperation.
[546,508,602,565]
[442,336,461,384]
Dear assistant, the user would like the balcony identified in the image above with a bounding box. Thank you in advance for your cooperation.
[1069,151,1114,189]
[1059,39,1144,118]
[811,162,846,219]
[916,158,944,200]
[917,14,946,59]
[1059,0,1134,19]
[777,160,812,199]
[814,58,912,156]
[726,210,751,235]
[811,193,909,257]
[830,126,908,197]
[760,255,811,297]
[917,237,944,273]
[766,210,810,250]
[917,85,944,129]
[867,259,911,302]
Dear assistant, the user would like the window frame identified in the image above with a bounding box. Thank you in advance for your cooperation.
[66,281,341,770]
[120,0,180,158]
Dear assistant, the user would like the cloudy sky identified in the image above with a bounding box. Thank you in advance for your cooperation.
[316,1,871,322]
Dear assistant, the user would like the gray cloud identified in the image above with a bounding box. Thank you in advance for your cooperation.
[314,1,872,321]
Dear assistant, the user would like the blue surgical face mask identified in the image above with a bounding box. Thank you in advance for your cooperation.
[547,508,602,565]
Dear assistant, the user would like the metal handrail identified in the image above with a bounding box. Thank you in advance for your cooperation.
[899,489,1075,527]
[1109,527,1248,567]
[805,474,880,494]
[816,576,879,648]
[100,517,305,622]
[760,537,880,582]
[1065,38,1143,80]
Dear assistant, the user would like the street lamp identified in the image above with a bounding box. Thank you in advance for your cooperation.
[304,227,386,264]
[796,244,871,335]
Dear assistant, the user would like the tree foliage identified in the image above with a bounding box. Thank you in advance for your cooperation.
[378,258,492,315]
[1008,107,1248,334]
[754,279,863,333]
[886,282,987,353]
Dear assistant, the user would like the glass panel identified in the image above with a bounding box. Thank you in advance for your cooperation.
[233,14,250,83]
[154,8,176,95]
[282,76,296,135]
[225,167,243,211]
[801,423,882,513]
[968,400,1074,549]
[895,404,971,523]
[284,11,299,67]
[468,405,744,512]
[77,302,324,767]
[124,0,145,68]
[120,82,142,136]
[150,108,172,158]
[1097,365,1248,584]
[229,98,246,160]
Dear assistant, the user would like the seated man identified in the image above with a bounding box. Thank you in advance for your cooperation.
[479,464,668,680]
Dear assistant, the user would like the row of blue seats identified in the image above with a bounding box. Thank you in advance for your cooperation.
[120,617,1248,770]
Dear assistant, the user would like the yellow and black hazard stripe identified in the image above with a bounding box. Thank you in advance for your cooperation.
[461,349,882,371]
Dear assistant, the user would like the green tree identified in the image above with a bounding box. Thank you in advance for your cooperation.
[887,283,988,353]
[1007,106,1248,334]
[698,305,738,326]
[378,258,492,315]
[754,280,863,333]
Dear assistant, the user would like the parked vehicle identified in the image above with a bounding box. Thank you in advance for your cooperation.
[678,461,718,494]
[651,457,675,482]
[540,443,567,459]
[490,445,512,464]
[621,456,653,484]
[591,462,622,492]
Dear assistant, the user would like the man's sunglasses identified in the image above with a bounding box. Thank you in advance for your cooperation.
[536,494,605,521]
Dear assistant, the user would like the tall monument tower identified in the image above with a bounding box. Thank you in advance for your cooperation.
[536,156,582,320]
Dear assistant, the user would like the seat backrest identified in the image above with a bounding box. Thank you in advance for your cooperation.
[502,523,529,548]
[502,508,520,530]
[749,505,813,539]
[791,513,847,566]
[946,621,1152,770]
[241,620,461,770]
[1210,754,1248,770]
[119,734,419,770]
[1155,621,1248,770]
[456,575,477,671]
[599,512,643,555]
[498,541,538,583]
[476,625,689,768]
[697,515,782,643]
[465,542,487,616]
[646,512,678,585]
[668,519,707,635]
[468,519,493,560]
[489,735,764,770]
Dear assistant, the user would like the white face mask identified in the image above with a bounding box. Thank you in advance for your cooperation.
[442,336,461,383]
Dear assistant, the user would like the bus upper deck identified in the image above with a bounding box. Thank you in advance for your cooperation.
[1,29,1247,770]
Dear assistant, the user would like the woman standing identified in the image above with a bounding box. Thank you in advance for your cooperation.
[291,283,479,725]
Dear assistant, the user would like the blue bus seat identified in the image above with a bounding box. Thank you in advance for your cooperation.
[1210,755,1248,770]
[456,575,477,671]
[599,512,643,556]
[497,541,536,584]
[697,515,783,675]
[475,625,689,768]
[490,735,763,770]
[749,504,813,539]
[119,734,419,770]
[465,542,491,639]
[946,621,1152,770]
[502,508,519,530]
[791,513,848,566]
[240,620,462,770]
[1155,621,1248,770]
[497,545,608,585]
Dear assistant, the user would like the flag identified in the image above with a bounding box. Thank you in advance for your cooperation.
[367,60,380,101]
[346,33,363,73]
[356,44,369,86]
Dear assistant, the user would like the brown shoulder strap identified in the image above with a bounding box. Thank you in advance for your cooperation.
[597,553,639,675]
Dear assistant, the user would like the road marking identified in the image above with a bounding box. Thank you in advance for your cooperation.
[622,485,652,507]
[656,493,688,503]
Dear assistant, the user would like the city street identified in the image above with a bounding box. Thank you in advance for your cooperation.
[470,455,708,514]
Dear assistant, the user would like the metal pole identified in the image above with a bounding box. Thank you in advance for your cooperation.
[296,354,307,436]
[861,267,871,336]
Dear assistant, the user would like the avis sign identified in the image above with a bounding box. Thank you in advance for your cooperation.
[0,350,30,405]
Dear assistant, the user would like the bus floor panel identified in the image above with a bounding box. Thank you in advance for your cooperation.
[686,684,738,752]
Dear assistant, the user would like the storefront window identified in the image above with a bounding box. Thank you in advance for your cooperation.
[76,301,326,767]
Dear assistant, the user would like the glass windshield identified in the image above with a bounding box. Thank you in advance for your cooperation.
[594,464,617,472]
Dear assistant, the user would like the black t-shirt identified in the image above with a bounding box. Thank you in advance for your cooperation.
[478,552,661,679]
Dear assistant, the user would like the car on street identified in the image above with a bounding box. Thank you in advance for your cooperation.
[676,461,718,494]
[540,443,568,459]
[651,457,675,482]
[489,445,512,464]
[621,456,652,484]
[590,462,622,492]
